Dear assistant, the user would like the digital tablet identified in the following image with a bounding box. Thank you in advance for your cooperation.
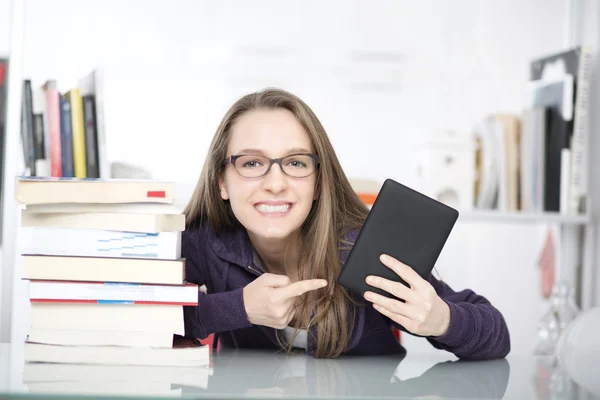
[337,178,459,298]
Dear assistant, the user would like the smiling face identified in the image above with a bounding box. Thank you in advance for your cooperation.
[219,108,318,242]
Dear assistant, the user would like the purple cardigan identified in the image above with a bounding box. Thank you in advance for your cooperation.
[182,223,511,360]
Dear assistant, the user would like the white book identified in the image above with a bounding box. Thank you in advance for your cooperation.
[15,177,175,205]
[20,226,181,259]
[30,303,184,334]
[23,254,186,285]
[21,210,185,233]
[79,68,109,179]
[24,342,210,367]
[23,202,182,214]
[28,281,198,305]
[27,328,174,348]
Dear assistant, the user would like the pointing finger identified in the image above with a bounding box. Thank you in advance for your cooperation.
[277,279,328,299]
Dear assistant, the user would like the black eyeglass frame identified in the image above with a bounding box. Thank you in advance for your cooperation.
[223,153,321,178]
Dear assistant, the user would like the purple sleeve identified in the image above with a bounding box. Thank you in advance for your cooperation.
[181,231,252,339]
[425,276,511,360]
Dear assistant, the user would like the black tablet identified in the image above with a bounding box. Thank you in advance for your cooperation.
[337,178,459,298]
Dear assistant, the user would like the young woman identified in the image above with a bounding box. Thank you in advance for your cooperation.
[182,88,510,359]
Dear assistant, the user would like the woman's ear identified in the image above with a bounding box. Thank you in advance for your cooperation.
[218,176,229,200]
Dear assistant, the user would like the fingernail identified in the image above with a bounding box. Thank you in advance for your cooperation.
[380,254,388,262]
[364,292,373,300]
[320,280,328,287]
[366,276,376,285]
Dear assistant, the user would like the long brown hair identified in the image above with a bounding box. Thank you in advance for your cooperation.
[184,88,369,358]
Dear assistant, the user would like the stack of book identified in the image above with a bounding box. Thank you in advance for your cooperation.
[15,177,208,367]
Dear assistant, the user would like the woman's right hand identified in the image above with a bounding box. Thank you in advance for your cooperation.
[243,273,328,329]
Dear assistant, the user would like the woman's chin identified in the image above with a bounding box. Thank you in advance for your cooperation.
[246,221,301,242]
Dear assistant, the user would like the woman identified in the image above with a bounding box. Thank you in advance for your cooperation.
[182,88,510,359]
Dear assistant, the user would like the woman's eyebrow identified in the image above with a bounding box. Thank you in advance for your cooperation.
[236,147,312,156]
[284,147,312,155]
[237,148,265,155]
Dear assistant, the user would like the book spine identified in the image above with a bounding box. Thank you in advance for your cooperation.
[31,87,47,176]
[68,89,87,178]
[568,47,592,215]
[82,95,99,178]
[59,95,74,177]
[45,84,62,177]
[21,80,37,175]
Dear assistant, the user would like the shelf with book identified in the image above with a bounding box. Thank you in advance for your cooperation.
[19,69,108,180]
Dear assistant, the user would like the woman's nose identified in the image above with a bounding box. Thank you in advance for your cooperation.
[262,163,287,193]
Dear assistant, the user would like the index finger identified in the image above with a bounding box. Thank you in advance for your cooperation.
[277,279,328,299]
[379,254,424,288]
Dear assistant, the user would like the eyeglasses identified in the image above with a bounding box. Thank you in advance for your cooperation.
[224,153,320,178]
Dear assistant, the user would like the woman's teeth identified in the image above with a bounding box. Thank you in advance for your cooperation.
[255,204,291,213]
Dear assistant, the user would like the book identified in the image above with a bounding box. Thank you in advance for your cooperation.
[42,80,62,177]
[28,281,198,305]
[30,302,184,334]
[24,342,209,367]
[64,89,86,178]
[31,85,48,176]
[495,115,521,212]
[23,202,182,214]
[519,108,548,212]
[21,80,37,175]
[27,328,175,348]
[14,177,175,205]
[20,227,182,259]
[23,254,186,285]
[59,93,74,177]
[82,95,100,178]
[21,210,185,233]
[79,68,109,179]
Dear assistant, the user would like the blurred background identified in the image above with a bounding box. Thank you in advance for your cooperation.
[1,0,599,359]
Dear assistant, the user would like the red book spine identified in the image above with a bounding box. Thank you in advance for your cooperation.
[45,88,62,177]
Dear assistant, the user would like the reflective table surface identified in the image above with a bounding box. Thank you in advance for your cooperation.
[1,343,599,399]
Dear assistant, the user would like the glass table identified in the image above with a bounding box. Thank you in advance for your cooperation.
[0,342,598,399]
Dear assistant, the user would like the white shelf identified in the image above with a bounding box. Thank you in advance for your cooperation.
[457,210,592,225]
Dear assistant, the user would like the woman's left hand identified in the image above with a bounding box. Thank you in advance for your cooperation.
[364,254,451,337]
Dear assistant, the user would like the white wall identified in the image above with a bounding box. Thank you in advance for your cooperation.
[0,0,9,56]
[2,0,579,355]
